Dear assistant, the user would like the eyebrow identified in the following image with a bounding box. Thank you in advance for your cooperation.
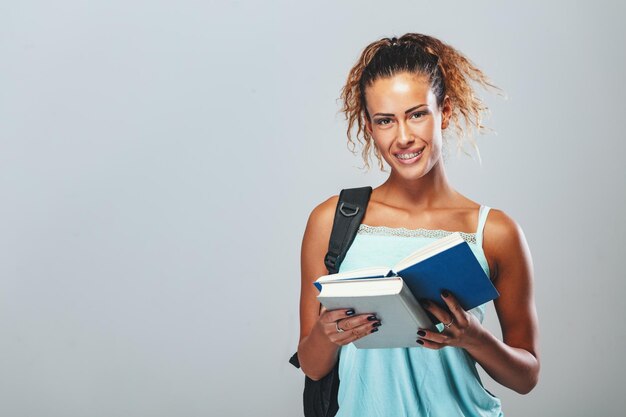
[372,104,428,117]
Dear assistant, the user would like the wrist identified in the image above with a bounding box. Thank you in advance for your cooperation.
[463,324,494,353]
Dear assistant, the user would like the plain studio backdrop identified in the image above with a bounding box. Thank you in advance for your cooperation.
[1,1,625,416]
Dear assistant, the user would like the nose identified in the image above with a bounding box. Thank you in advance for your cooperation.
[397,120,414,147]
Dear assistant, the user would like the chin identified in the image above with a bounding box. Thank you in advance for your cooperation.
[389,167,426,180]
[390,158,436,178]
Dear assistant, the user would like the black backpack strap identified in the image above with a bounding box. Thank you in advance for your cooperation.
[289,186,373,371]
[324,186,373,274]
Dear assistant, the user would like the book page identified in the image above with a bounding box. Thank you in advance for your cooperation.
[393,232,464,272]
[315,266,390,283]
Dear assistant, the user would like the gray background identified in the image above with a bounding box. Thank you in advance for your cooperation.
[2,1,625,416]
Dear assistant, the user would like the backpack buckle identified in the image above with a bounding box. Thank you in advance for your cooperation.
[339,202,359,217]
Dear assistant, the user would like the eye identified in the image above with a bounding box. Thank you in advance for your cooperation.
[411,111,428,119]
[374,118,392,126]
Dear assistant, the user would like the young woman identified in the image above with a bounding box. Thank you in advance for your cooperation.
[296,33,540,416]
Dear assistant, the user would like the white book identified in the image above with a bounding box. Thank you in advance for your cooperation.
[317,276,437,349]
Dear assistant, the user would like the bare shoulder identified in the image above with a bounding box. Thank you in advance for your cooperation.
[300,193,340,282]
[304,194,339,242]
[484,208,523,239]
[482,208,533,281]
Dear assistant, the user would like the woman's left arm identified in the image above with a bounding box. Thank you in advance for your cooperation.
[417,209,540,394]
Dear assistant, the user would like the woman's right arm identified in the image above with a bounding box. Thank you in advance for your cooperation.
[297,196,380,381]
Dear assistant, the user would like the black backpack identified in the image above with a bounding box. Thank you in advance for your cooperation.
[289,186,373,417]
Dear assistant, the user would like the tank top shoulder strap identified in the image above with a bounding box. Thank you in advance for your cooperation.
[475,205,491,248]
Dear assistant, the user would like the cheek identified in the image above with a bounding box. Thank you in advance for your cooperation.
[372,131,393,149]
[413,119,437,138]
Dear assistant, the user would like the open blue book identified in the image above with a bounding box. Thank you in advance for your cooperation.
[315,232,500,349]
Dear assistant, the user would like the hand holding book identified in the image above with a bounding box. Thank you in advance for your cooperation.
[316,306,383,347]
[416,289,493,351]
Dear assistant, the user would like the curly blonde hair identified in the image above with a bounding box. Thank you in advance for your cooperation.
[339,33,505,171]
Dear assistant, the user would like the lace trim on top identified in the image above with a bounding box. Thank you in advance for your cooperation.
[358,224,477,245]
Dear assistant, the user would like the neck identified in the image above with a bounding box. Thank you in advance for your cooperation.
[377,159,457,210]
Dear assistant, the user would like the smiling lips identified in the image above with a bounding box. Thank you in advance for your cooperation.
[394,147,425,164]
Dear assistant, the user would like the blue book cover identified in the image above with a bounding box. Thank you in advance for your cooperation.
[389,239,499,312]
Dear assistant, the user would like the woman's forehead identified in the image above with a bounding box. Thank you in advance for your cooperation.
[365,74,437,111]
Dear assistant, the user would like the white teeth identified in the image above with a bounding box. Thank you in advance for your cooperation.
[396,149,423,160]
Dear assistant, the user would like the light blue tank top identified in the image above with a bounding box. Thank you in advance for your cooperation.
[335,205,503,417]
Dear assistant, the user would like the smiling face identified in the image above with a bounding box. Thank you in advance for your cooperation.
[364,72,451,181]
